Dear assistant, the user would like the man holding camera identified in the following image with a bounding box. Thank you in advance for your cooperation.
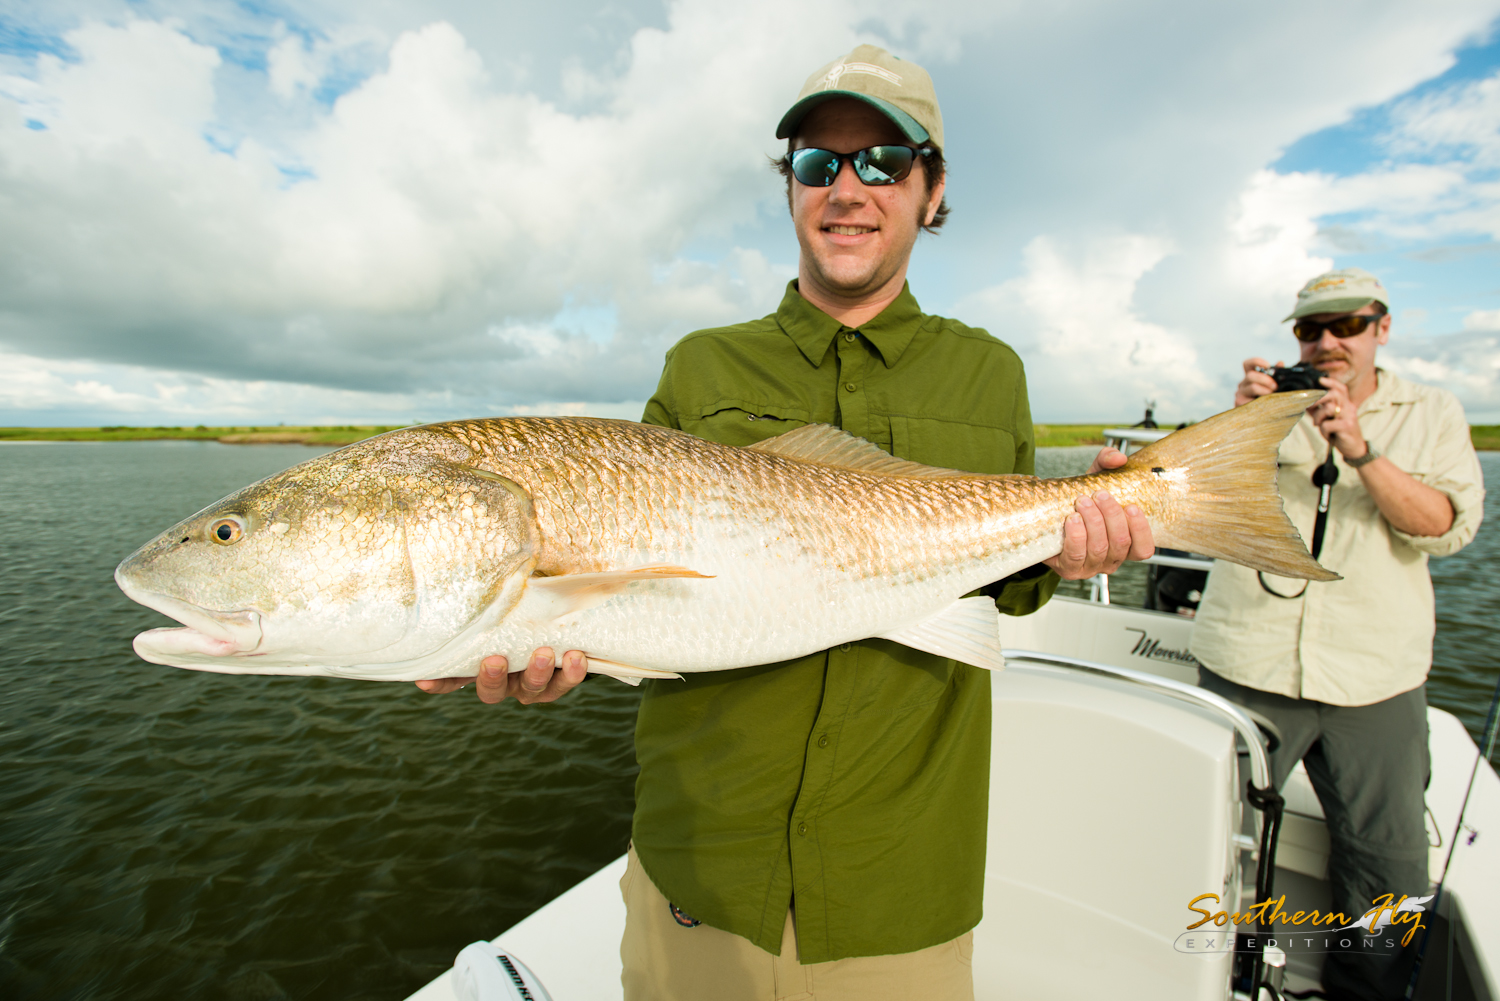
[1191,267,1484,1000]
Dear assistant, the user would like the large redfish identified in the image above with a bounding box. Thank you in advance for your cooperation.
[115,390,1335,683]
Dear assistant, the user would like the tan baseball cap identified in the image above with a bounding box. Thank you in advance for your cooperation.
[1283,267,1391,321]
[776,44,944,151]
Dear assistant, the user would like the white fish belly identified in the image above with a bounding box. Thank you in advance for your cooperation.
[482,522,1062,674]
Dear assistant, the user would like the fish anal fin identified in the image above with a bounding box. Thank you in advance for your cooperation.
[875,596,1004,671]
[747,424,968,479]
[586,657,685,686]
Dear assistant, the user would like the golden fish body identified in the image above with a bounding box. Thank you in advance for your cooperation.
[115,391,1333,683]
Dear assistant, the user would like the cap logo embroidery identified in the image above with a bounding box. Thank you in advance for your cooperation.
[1305,277,1347,294]
[822,61,902,90]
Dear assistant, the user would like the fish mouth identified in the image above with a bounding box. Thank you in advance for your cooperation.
[116,568,264,665]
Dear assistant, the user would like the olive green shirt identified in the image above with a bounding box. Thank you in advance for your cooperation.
[632,281,1058,962]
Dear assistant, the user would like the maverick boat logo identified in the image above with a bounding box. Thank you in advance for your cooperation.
[1125,627,1202,668]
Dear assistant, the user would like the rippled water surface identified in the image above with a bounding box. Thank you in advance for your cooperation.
[0,442,1494,1000]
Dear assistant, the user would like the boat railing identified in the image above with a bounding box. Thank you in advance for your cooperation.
[1001,648,1273,791]
[1084,551,1215,605]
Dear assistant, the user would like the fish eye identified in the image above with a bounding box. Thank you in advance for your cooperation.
[209,517,245,545]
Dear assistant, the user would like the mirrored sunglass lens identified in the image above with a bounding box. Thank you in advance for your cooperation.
[790,149,840,186]
[853,146,915,184]
[1294,316,1372,340]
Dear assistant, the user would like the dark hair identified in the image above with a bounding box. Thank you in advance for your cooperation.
[771,143,950,234]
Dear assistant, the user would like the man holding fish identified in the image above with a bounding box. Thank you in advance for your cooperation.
[427,45,1156,999]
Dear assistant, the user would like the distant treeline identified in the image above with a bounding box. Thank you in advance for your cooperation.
[0,426,405,445]
[2,424,1497,450]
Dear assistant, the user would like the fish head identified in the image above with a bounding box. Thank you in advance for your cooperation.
[116,432,538,676]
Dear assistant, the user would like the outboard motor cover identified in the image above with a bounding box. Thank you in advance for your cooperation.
[453,942,554,1001]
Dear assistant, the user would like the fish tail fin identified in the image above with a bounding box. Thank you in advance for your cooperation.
[1128,390,1340,581]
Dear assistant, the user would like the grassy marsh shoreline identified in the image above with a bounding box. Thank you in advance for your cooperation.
[3,423,1497,449]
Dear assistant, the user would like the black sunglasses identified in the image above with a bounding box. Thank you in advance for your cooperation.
[1292,314,1381,342]
[787,145,931,187]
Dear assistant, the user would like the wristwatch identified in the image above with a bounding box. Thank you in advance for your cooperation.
[1346,444,1380,468]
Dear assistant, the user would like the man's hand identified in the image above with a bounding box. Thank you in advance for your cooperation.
[1043,447,1155,580]
[1308,376,1369,460]
[414,648,588,705]
[1235,357,1281,407]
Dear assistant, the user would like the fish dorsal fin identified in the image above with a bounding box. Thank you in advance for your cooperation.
[746,424,968,479]
[875,596,1004,671]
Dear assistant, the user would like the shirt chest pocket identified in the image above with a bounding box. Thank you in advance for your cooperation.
[690,399,813,448]
[889,415,1018,475]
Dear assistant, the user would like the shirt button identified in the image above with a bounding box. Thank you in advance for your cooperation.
[840,643,852,652]
[844,332,856,342]
[844,382,856,392]
[817,734,829,748]
[797,822,808,836]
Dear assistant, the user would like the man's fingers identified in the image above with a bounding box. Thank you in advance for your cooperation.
[511,648,556,703]
[1092,491,1132,572]
[1077,495,1109,565]
[538,650,589,702]
[1043,512,1087,578]
[476,656,511,704]
[415,677,472,694]
[1085,447,1126,475]
[1125,503,1155,562]
[560,649,589,685]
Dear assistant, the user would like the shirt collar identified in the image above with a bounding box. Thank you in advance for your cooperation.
[1361,367,1421,414]
[775,280,926,368]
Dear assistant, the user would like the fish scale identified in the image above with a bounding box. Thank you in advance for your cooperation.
[115,391,1337,684]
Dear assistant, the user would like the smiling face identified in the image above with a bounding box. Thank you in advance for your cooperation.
[790,99,945,315]
[1298,303,1390,400]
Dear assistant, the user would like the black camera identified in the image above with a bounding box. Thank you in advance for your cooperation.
[1263,362,1324,393]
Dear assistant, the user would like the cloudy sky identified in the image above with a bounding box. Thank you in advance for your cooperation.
[2,0,1498,427]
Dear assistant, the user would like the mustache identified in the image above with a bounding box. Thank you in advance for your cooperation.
[1310,351,1351,365]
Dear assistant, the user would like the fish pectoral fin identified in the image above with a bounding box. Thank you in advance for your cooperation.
[875,596,1004,671]
[527,564,714,619]
[586,657,685,686]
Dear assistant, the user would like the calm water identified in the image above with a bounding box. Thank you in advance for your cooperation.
[0,442,1494,1000]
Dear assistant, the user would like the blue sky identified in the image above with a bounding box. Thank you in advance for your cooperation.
[1,0,1498,426]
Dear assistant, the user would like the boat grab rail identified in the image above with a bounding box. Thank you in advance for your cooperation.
[1141,552,1215,572]
[1001,649,1273,791]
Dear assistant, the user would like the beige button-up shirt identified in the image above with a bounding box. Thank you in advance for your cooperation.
[1191,370,1484,706]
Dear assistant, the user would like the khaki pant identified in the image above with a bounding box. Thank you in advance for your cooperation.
[619,847,974,1001]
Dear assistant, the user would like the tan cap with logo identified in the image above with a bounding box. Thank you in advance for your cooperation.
[776,44,944,151]
[1284,267,1391,321]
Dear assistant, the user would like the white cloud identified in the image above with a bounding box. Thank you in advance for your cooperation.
[1465,308,1500,330]
[0,350,646,425]
[1389,67,1500,165]
[1383,330,1500,420]
[0,9,843,411]
[958,234,1214,422]
[2,0,1500,427]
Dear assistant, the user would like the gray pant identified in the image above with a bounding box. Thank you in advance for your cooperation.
[1198,669,1431,1001]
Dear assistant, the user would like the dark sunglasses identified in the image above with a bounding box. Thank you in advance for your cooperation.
[787,145,930,187]
[1292,314,1381,342]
